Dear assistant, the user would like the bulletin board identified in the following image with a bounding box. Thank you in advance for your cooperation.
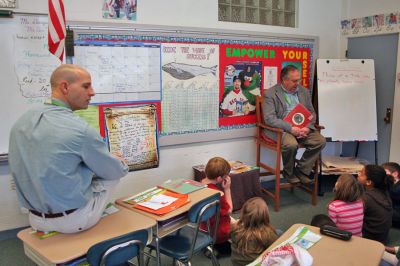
[70,22,318,146]
[0,13,318,156]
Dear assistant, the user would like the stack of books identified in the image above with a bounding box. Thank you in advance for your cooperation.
[159,179,206,194]
[123,186,190,216]
[229,161,258,174]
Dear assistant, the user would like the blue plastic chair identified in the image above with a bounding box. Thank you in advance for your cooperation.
[86,229,148,266]
[150,193,221,266]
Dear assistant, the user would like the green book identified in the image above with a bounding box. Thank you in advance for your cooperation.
[30,230,59,239]
[160,179,206,194]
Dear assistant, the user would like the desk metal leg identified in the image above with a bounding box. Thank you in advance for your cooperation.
[155,236,161,266]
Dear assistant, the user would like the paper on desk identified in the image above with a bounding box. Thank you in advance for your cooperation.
[137,194,178,210]
[278,226,321,250]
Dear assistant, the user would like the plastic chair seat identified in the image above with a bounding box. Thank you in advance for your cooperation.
[157,226,213,260]
[86,229,148,266]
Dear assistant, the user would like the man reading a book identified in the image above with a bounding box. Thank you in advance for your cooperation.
[263,65,326,184]
[9,64,129,234]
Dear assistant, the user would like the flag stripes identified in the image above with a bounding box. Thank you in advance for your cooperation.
[48,0,66,61]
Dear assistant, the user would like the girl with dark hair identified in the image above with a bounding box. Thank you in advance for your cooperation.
[358,164,393,243]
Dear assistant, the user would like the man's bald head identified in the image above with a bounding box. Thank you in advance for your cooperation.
[50,64,95,111]
[50,64,89,91]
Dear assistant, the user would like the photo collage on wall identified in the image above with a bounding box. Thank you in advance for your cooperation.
[341,11,400,36]
[219,44,311,127]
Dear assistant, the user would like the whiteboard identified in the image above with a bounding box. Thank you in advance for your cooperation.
[0,15,61,154]
[317,59,378,141]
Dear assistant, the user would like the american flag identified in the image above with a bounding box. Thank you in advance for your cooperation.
[48,0,66,61]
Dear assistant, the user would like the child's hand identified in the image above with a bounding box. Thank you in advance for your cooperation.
[221,175,231,190]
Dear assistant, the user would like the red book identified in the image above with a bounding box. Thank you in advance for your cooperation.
[284,103,313,128]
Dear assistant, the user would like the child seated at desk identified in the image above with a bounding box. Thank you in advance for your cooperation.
[231,197,278,266]
[201,156,234,256]
[382,162,400,228]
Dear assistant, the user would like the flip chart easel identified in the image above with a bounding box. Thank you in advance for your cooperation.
[316,59,378,163]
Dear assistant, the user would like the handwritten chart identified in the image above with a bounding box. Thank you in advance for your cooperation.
[317,59,377,141]
[74,43,161,104]
[13,16,61,99]
[161,43,220,134]
[0,15,61,154]
[104,105,159,171]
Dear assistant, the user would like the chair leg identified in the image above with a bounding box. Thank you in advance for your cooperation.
[138,250,145,266]
[144,247,153,266]
[206,246,220,266]
[274,159,281,212]
[311,159,319,206]
[274,175,280,211]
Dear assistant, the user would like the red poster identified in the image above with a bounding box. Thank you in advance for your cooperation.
[219,44,310,127]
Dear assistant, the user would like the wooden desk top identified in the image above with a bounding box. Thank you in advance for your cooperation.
[263,223,384,266]
[116,187,220,221]
[17,208,156,264]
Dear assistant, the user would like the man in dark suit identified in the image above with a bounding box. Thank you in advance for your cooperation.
[263,65,326,184]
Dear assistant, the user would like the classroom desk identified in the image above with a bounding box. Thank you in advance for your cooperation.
[116,187,220,266]
[193,165,268,211]
[258,223,384,266]
[17,208,156,266]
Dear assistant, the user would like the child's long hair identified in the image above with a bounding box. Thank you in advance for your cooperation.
[365,164,390,193]
[231,197,276,254]
[334,174,364,202]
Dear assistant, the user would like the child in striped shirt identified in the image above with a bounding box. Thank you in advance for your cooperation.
[328,174,365,236]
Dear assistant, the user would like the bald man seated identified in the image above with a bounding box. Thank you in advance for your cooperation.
[9,64,128,233]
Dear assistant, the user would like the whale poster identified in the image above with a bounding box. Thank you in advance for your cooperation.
[161,43,220,134]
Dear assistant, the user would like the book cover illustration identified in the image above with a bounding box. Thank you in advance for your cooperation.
[283,103,313,128]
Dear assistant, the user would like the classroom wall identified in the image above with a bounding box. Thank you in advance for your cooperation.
[340,0,400,163]
[0,0,343,231]
[341,0,400,19]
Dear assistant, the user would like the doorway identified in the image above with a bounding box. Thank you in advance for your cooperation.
[342,33,398,164]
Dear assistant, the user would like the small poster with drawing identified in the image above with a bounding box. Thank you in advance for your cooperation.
[104,105,159,171]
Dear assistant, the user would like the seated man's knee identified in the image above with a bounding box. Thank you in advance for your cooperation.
[318,135,327,148]
[283,140,298,151]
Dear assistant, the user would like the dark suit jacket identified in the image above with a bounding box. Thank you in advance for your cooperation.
[262,83,317,141]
